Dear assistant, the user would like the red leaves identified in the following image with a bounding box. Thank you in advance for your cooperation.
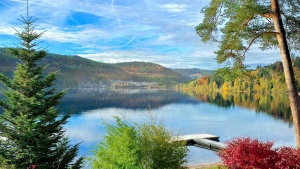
[27,164,37,169]
[218,137,300,169]
[276,147,300,169]
[218,138,277,169]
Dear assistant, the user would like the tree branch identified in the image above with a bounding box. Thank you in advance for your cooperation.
[259,12,274,18]
[242,32,279,59]
[243,18,252,26]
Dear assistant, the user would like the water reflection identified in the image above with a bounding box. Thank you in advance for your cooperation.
[61,89,295,167]
[0,89,295,167]
[184,91,292,125]
[59,89,199,113]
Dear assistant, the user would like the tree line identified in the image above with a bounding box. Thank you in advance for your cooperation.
[179,57,300,95]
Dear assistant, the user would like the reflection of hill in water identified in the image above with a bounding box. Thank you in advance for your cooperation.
[184,91,292,125]
[2,88,291,125]
[59,89,199,114]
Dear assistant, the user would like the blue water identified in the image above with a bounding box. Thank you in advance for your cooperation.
[61,89,295,167]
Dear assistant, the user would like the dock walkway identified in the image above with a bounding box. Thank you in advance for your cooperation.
[173,134,226,152]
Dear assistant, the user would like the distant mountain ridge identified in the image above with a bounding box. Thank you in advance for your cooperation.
[0,48,198,88]
[115,62,185,79]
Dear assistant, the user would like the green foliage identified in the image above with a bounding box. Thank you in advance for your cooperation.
[196,0,300,66]
[138,118,188,169]
[0,155,14,169]
[0,13,83,168]
[257,67,271,78]
[91,116,188,169]
[92,118,140,169]
[208,73,223,87]
[214,66,249,82]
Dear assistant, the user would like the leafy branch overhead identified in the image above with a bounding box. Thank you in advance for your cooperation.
[196,0,300,67]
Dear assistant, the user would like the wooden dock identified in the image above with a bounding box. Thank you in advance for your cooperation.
[172,134,226,152]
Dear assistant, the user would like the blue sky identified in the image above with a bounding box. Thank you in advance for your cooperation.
[0,0,282,69]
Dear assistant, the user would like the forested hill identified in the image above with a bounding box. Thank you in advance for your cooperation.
[181,57,300,94]
[115,62,184,79]
[0,48,190,88]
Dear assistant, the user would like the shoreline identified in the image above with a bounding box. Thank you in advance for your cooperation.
[188,162,223,169]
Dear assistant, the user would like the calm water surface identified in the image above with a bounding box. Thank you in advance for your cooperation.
[60,89,295,167]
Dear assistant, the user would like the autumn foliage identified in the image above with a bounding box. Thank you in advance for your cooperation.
[276,147,300,168]
[218,137,300,169]
[181,60,300,95]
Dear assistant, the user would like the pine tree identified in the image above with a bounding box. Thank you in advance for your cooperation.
[0,6,84,169]
[196,0,300,147]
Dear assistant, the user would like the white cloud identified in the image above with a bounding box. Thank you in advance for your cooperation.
[41,26,107,44]
[158,3,187,13]
[154,34,175,44]
[0,24,109,45]
[78,51,151,63]
[0,0,284,69]
[78,47,220,70]
[0,25,15,35]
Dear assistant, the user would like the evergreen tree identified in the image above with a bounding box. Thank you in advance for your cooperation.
[0,7,83,169]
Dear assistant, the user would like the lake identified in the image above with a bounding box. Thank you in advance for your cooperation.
[60,89,295,167]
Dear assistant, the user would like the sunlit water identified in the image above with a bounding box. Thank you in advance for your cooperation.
[58,89,296,167]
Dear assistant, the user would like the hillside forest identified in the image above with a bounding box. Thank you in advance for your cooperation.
[176,57,300,125]
[179,57,300,95]
[0,48,190,88]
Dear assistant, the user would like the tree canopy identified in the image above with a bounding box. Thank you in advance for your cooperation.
[196,0,300,67]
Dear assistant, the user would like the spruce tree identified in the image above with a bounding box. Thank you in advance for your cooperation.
[0,7,83,169]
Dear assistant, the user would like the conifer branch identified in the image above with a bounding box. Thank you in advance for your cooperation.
[242,32,279,59]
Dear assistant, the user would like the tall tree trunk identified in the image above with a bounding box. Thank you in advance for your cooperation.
[271,0,300,147]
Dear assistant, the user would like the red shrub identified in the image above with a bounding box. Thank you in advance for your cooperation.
[275,147,300,169]
[218,137,278,169]
[218,137,300,169]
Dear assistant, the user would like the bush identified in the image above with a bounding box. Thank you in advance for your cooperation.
[0,155,14,169]
[276,147,300,168]
[138,118,188,169]
[90,116,188,169]
[91,118,140,169]
[218,137,300,169]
